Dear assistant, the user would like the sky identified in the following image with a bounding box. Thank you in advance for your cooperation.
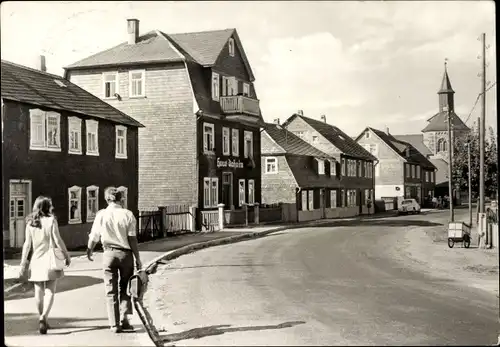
[1,1,497,136]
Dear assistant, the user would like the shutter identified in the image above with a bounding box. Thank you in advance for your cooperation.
[30,111,45,147]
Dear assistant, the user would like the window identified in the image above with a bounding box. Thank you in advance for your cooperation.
[416,166,420,179]
[330,160,336,176]
[222,127,230,155]
[317,159,325,175]
[244,130,253,158]
[68,116,82,155]
[295,131,304,139]
[330,190,337,208]
[312,136,319,143]
[86,185,99,222]
[68,186,82,224]
[129,70,145,97]
[341,189,345,207]
[341,158,346,176]
[413,165,417,178]
[357,161,361,177]
[30,109,61,151]
[365,131,370,138]
[248,179,255,205]
[212,72,220,101]
[425,171,429,182]
[301,190,308,211]
[437,138,447,153]
[347,189,357,207]
[203,123,215,153]
[232,128,239,156]
[405,164,410,177]
[308,190,314,211]
[243,83,250,96]
[115,125,127,159]
[203,177,219,208]
[117,186,128,209]
[103,72,118,99]
[230,77,238,96]
[228,38,235,57]
[222,76,231,96]
[365,189,370,205]
[238,179,246,206]
[265,157,277,173]
[86,119,99,156]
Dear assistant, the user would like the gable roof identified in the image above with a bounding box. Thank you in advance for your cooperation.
[263,123,333,158]
[1,60,144,127]
[422,111,470,132]
[286,155,339,189]
[65,31,184,69]
[430,158,448,184]
[392,134,433,157]
[283,114,376,161]
[359,127,436,169]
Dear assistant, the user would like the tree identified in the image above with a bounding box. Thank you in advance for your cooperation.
[452,122,498,200]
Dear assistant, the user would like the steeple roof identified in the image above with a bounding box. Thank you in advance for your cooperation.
[438,62,455,94]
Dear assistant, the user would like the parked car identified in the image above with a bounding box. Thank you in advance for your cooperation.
[398,199,421,215]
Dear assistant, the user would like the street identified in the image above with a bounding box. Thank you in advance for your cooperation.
[145,210,499,346]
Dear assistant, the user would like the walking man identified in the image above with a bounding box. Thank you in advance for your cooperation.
[87,187,142,333]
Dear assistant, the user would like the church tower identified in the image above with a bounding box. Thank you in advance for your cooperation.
[438,61,455,114]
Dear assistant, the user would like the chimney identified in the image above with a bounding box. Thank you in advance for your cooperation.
[386,127,390,135]
[37,55,46,72]
[273,118,280,125]
[127,19,140,45]
[321,115,326,123]
[297,110,303,116]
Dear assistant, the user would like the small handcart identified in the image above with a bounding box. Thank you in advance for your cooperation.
[447,222,471,248]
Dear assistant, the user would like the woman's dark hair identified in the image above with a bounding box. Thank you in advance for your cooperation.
[26,196,54,228]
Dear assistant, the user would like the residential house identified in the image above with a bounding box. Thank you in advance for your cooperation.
[355,127,437,207]
[64,19,263,229]
[262,122,358,222]
[1,59,143,249]
[282,112,376,215]
[393,64,470,199]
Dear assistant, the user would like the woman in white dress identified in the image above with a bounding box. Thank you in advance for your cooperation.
[19,196,72,334]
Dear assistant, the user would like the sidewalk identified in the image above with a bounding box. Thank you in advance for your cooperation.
[4,210,401,347]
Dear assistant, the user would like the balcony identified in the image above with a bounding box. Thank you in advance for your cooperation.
[220,95,260,117]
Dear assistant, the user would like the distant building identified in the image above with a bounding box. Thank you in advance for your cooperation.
[393,63,470,198]
[2,59,143,249]
[64,19,264,229]
[281,112,376,216]
[355,127,437,207]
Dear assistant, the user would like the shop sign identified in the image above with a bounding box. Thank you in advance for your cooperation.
[217,157,244,169]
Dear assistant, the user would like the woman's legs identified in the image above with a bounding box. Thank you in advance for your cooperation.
[40,279,57,321]
[34,282,45,316]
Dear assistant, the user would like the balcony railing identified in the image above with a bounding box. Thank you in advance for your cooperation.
[220,95,260,117]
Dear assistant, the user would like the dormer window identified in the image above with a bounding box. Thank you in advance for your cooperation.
[316,159,325,175]
[228,38,235,57]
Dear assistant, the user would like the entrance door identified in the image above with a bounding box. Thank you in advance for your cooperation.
[222,172,233,210]
[9,182,30,248]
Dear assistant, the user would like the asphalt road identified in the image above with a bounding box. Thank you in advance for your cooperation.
[147,211,499,346]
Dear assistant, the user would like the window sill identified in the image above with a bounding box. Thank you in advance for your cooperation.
[69,150,82,155]
[115,154,128,160]
[86,151,100,156]
[68,219,82,225]
[104,96,118,100]
[30,146,62,152]
[204,151,216,156]
[264,171,278,175]
[129,95,146,99]
[86,217,96,223]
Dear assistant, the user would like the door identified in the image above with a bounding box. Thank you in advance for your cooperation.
[358,189,363,215]
[222,172,233,210]
[320,189,326,219]
[9,182,30,248]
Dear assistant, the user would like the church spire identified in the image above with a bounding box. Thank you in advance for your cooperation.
[437,60,455,113]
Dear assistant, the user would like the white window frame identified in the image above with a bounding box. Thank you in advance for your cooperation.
[212,72,220,101]
[30,109,62,152]
[86,119,99,156]
[230,77,238,96]
[68,185,82,224]
[103,72,119,99]
[115,125,128,159]
[244,130,253,158]
[330,190,337,208]
[68,116,82,155]
[117,186,128,209]
[330,160,336,176]
[341,189,345,207]
[228,38,235,57]
[341,158,346,176]
[243,83,250,96]
[416,165,421,179]
[129,69,145,98]
[301,190,308,211]
[295,131,304,139]
[222,76,230,97]
[222,127,230,155]
[203,122,215,153]
[317,159,325,175]
[232,128,239,156]
[203,177,219,208]
[238,179,246,206]
[29,108,46,150]
[308,190,314,210]
[248,179,255,205]
[86,185,99,222]
[365,189,370,205]
[265,157,278,174]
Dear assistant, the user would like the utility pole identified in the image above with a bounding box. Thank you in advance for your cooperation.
[446,104,454,222]
[467,142,472,227]
[479,32,486,216]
